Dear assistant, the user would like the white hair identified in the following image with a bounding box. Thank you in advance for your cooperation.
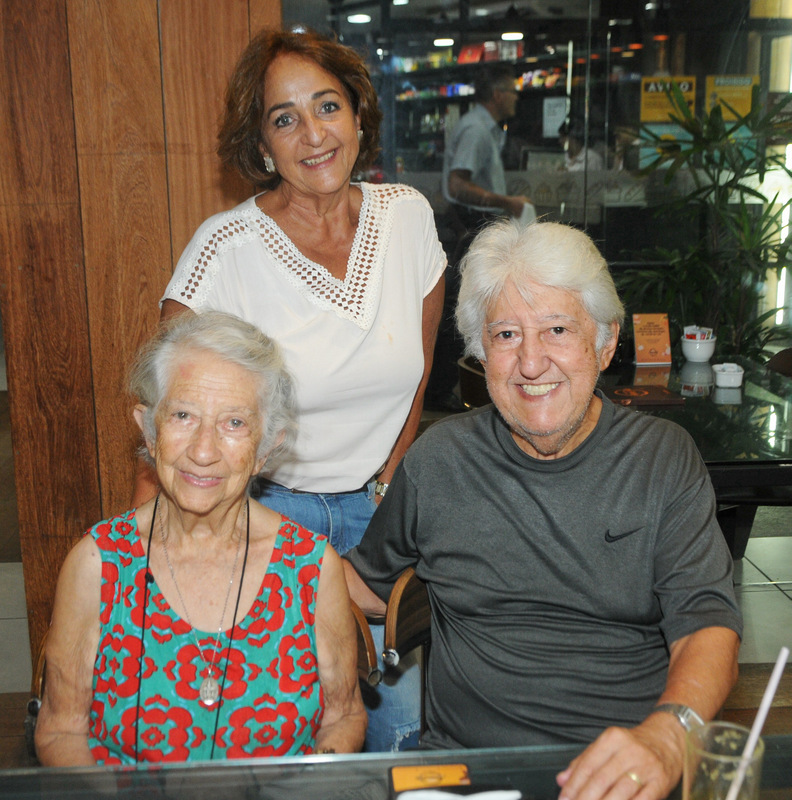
[456,219,624,359]
[129,311,296,465]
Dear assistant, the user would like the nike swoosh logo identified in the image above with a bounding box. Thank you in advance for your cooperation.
[604,528,643,543]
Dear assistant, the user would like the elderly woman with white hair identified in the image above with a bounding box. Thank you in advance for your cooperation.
[36,311,366,765]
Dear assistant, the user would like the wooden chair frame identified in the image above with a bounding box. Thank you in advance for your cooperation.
[351,600,383,686]
[382,567,431,734]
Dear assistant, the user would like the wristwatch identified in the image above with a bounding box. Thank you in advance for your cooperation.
[374,480,389,498]
[653,703,704,732]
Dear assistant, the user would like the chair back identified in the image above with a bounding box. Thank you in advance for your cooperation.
[766,348,792,378]
[24,628,48,761]
[458,356,489,409]
[383,567,431,667]
[351,601,383,686]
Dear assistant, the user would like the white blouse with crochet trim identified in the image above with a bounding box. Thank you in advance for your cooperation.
[162,182,446,493]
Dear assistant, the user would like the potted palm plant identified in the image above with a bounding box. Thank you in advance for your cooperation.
[617,83,792,359]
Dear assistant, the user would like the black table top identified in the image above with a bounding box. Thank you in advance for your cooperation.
[2,735,791,799]
[602,357,792,485]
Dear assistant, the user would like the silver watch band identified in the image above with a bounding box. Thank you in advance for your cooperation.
[653,703,704,732]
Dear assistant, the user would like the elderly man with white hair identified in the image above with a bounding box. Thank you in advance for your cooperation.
[343,219,741,800]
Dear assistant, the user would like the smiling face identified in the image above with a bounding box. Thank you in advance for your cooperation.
[259,53,361,198]
[481,280,618,460]
[136,349,266,520]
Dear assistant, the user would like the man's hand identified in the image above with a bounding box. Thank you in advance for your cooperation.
[556,713,686,800]
[504,194,530,218]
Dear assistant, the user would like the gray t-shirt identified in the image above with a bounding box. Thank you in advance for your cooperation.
[345,396,742,749]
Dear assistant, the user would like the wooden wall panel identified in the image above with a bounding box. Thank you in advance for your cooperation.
[160,0,252,260]
[68,0,170,517]
[250,0,282,33]
[0,1,101,656]
[0,0,282,666]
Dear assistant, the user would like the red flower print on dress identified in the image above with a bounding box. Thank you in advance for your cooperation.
[261,573,287,631]
[222,646,250,701]
[267,633,319,695]
[148,592,191,638]
[99,563,119,624]
[130,569,154,628]
[90,744,121,765]
[297,563,320,625]
[120,700,194,762]
[225,701,301,758]
[293,524,318,557]
[102,628,144,698]
[173,640,228,701]
[91,520,116,552]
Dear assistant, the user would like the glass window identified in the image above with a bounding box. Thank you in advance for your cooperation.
[285,1,792,357]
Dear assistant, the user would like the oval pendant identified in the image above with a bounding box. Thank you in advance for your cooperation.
[200,675,220,707]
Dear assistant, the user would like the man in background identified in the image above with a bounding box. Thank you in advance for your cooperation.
[427,64,531,412]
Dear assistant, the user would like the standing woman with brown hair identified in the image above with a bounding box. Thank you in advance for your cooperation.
[135,29,446,752]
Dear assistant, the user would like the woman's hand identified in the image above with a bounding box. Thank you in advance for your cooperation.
[313,546,367,753]
[35,536,101,766]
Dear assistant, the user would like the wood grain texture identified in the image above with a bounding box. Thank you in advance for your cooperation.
[0,201,101,657]
[0,692,32,768]
[250,0,282,33]
[161,0,253,261]
[68,0,165,154]
[68,1,170,517]
[0,2,79,204]
[76,154,170,516]
[0,1,102,660]
[0,0,283,667]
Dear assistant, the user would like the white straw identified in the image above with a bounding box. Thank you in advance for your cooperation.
[724,646,789,800]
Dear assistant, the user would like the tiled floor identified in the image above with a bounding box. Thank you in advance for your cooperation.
[732,536,792,663]
[1,528,791,695]
[0,563,30,694]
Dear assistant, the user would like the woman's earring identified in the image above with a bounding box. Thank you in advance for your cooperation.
[357,129,363,142]
[263,155,276,173]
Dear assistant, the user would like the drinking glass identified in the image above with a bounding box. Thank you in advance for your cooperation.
[683,721,764,800]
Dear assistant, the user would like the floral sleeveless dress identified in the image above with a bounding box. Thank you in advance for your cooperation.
[86,510,326,764]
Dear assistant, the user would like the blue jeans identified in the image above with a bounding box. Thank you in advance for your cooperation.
[254,479,422,752]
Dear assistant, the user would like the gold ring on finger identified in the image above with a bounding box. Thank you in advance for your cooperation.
[626,771,644,789]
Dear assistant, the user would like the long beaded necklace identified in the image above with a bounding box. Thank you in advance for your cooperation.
[159,497,247,708]
[136,495,250,761]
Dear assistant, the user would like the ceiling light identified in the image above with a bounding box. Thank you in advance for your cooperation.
[502,32,524,41]
[393,0,409,4]
[434,38,454,47]
[347,14,371,23]
[474,7,489,15]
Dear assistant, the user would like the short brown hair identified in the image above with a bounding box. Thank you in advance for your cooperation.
[217,29,383,189]
[474,64,515,103]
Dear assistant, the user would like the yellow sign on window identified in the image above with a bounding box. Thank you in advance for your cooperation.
[640,76,696,122]
[705,75,758,118]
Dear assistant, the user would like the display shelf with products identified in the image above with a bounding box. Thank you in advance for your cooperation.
[387,37,640,175]
[392,62,570,172]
